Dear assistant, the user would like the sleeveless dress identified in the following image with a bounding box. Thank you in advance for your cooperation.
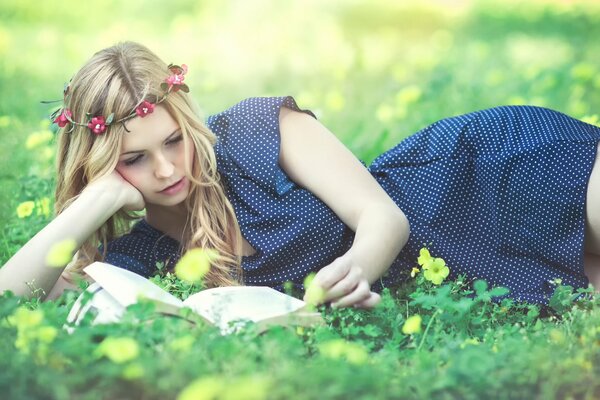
[102,96,600,305]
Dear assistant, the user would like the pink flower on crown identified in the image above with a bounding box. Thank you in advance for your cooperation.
[135,101,155,117]
[165,64,188,91]
[53,109,72,128]
[87,116,107,135]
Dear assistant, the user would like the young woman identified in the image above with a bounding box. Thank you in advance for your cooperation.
[1,41,599,308]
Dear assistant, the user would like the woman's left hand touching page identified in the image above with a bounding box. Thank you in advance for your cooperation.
[304,252,381,309]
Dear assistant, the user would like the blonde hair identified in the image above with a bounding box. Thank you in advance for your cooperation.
[55,41,244,287]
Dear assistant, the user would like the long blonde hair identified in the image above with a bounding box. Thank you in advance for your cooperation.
[54,41,244,287]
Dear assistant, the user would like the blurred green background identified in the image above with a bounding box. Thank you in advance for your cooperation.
[1,0,599,262]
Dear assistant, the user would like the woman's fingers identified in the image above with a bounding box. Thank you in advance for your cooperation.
[312,257,351,290]
[352,292,381,309]
[322,266,361,302]
[304,254,381,309]
[330,280,373,308]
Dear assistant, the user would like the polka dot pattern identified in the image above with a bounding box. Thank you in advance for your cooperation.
[102,96,356,292]
[371,105,600,304]
[101,220,181,277]
[208,97,356,290]
[103,98,600,305]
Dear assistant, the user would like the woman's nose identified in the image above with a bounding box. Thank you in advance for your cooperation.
[154,154,175,178]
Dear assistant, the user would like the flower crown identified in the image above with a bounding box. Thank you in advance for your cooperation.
[48,63,189,135]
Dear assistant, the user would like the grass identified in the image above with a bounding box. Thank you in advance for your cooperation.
[1,0,600,398]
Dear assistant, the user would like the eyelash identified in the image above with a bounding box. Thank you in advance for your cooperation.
[123,135,183,166]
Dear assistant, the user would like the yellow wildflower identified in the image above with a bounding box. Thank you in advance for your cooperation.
[178,375,225,400]
[169,335,195,352]
[36,326,58,343]
[376,103,394,123]
[402,315,422,335]
[8,307,56,361]
[96,337,140,364]
[25,130,53,149]
[45,239,77,267]
[178,375,270,400]
[423,257,450,285]
[395,85,422,106]
[16,201,35,218]
[410,267,420,278]
[303,273,325,307]
[318,339,369,365]
[221,376,271,400]
[175,248,218,283]
[417,247,433,269]
[122,363,145,380]
[36,197,51,217]
[7,307,44,329]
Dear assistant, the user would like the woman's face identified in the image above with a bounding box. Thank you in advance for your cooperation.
[115,105,194,208]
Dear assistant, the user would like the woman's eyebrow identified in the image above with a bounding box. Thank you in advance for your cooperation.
[121,129,181,155]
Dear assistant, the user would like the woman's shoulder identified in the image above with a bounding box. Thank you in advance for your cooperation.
[208,96,316,124]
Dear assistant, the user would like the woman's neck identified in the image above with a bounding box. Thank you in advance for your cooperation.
[144,203,190,243]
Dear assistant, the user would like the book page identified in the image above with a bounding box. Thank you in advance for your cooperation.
[183,286,306,327]
[84,262,183,310]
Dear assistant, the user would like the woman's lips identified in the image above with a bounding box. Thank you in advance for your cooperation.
[159,177,185,195]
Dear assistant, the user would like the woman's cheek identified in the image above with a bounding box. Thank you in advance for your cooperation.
[116,166,141,188]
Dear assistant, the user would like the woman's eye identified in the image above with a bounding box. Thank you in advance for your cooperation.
[167,135,183,145]
[124,155,142,166]
[121,135,181,166]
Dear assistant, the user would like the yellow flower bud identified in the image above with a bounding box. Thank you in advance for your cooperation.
[96,337,140,364]
[169,335,195,352]
[222,376,271,400]
[417,247,433,269]
[178,375,225,400]
[36,326,58,344]
[402,315,422,335]
[36,197,51,217]
[8,307,44,328]
[175,248,217,283]
[303,273,325,307]
[122,363,145,380]
[16,201,35,218]
[25,130,53,149]
[318,339,369,365]
[46,239,77,268]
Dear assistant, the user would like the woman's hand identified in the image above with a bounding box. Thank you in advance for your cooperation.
[83,170,145,212]
[304,252,381,309]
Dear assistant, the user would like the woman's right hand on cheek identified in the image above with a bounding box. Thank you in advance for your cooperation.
[83,171,145,212]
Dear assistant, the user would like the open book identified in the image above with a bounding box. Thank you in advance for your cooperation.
[66,262,324,334]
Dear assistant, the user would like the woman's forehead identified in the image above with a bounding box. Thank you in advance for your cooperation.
[120,106,179,153]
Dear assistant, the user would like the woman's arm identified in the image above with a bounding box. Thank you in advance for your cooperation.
[0,172,143,299]
[278,107,410,308]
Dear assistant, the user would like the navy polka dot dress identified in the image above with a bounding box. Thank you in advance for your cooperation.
[103,96,600,305]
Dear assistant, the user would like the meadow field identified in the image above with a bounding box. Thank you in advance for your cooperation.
[1,0,600,398]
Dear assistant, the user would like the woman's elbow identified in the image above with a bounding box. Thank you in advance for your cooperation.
[381,202,410,246]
